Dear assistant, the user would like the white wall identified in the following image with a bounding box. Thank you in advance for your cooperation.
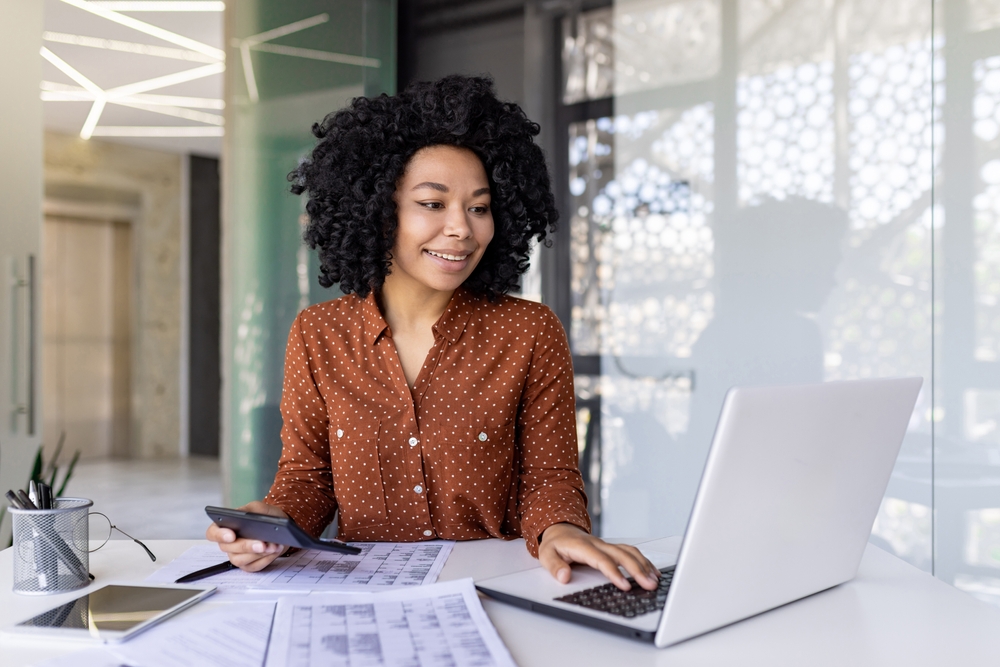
[0,0,44,542]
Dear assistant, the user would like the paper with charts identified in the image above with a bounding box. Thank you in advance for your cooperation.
[265,578,516,667]
[146,541,454,592]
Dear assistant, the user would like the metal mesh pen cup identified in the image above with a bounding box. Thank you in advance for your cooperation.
[10,497,92,595]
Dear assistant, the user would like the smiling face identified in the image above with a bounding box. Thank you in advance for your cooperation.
[386,145,495,298]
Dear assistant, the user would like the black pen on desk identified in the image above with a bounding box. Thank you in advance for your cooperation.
[175,560,237,584]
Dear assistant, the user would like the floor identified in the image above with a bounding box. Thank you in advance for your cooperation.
[65,456,222,542]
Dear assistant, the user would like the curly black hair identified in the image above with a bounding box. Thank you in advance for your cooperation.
[288,75,558,299]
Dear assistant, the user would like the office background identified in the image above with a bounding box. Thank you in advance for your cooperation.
[1,0,999,609]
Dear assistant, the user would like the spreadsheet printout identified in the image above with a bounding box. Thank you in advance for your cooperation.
[264,579,516,667]
[146,541,454,592]
[270,542,453,589]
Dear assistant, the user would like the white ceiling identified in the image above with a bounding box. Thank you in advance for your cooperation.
[42,0,225,156]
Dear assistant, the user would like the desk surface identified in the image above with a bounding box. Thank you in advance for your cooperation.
[2,538,1000,666]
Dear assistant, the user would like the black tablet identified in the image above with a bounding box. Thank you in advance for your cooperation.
[205,506,361,555]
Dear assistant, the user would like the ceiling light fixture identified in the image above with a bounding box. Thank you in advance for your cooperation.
[88,1,225,10]
[114,100,223,125]
[41,47,107,139]
[41,90,223,126]
[41,48,223,138]
[43,31,215,63]
[105,62,225,98]
[59,0,225,61]
[122,92,224,109]
[42,81,225,109]
[40,47,103,97]
[90,126,224,137]
[81,98,108,139]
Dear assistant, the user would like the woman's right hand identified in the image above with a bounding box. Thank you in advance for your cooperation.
[204,500,291,572]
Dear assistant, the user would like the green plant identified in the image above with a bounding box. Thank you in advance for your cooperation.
[2,432,81,548]
[28,432,81,497]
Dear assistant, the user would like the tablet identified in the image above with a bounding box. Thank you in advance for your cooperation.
[5,583,215,643]
[205,506,362,554]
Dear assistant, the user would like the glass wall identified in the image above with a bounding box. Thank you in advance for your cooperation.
[223,1,395,506]
[563,0,1000,603]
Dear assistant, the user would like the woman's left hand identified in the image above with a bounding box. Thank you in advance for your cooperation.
[538,523,660,592]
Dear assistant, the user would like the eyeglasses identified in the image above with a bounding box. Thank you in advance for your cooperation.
[88,512,157,562]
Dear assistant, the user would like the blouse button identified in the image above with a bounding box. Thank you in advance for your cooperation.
[478,432,488,442]
[423,529,433,537]
[336,429,344,438]
[414,485,423,493]
[408,437,419,447]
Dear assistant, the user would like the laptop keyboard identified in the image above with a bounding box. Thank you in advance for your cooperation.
[554,568,674,618]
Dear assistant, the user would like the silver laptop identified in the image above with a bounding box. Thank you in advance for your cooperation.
[476,377,923,647]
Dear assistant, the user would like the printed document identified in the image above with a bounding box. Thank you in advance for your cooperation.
[109,601,276,667]
[147,541,453,592]
[30,602,276,667]
[265,578,515,667]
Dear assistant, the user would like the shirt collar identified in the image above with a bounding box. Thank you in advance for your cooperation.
[433,287,477,345]
[360,287,479,346]
[360,291,389,346]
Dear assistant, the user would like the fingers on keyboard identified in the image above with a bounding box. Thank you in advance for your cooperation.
[556,570,674,617]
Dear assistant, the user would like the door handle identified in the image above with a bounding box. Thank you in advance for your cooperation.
[9,255,35,435]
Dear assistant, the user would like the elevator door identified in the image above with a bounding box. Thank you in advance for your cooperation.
[42,215,132,459]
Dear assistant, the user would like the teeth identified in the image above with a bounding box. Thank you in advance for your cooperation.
[426,250,469,261]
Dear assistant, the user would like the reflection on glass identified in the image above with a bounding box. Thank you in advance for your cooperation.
[871,497,931,571]
[970,0,1000,33]
[613,0,720,95]
[590,0,937,569]
[563,8,615,104]
[965,507,1000,568]
[974,58,1000,362]
[569,117,616,354]
[736,62,834,204]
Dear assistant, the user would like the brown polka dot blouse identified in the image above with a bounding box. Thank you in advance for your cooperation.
[264,287,591,557]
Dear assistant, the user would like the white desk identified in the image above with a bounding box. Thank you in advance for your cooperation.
[2,538,1000,666]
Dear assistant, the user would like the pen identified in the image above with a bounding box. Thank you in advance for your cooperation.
[175,560,237,584]
[5,490,25,509]
[38,482,52,510]
[16,489,37,510]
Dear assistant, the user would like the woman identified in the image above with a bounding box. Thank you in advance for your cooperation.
[206,75,658,592]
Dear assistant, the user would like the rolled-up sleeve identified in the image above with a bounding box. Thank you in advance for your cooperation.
[264,314,338,537]
[516,309,592,556]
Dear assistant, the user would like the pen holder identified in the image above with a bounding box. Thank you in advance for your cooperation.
[10,497,92,595]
